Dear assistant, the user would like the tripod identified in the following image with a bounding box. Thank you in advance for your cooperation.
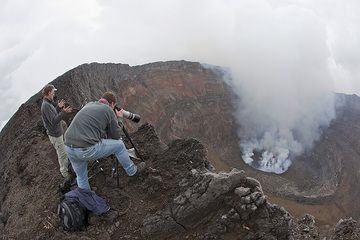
[112,126,144,187]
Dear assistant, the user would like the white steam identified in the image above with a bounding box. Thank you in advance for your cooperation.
[225,2,337,173]
[196,1,338,173]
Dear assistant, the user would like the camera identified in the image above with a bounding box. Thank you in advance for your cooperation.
[114,106,141,123]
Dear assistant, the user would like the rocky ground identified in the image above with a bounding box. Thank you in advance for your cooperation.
[1,61,360,239]
[0,120,359,239]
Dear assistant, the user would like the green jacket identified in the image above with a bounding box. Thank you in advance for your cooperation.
[64,102,123,148]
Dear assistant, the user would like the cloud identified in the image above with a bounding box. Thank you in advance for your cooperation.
[1,0,360,173]
[0,0,101,123]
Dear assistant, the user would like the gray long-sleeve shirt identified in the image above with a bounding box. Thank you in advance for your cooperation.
[41,98,64,137]
[64,102,123,148]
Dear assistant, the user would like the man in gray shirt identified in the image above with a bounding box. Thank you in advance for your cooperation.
[41,84,73,182]
[64,91,145,190]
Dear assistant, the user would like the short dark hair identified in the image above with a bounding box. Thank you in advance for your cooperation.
[102,91,117,105]
[42,84,56,96]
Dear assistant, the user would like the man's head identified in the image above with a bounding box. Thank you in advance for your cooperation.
[42,84,57,101]
[101,91,117,109]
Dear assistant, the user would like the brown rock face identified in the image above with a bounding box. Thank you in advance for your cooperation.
[42,61,241,171]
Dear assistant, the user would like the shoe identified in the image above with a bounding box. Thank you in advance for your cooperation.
[103,208,118,222]
[134,162,146,176]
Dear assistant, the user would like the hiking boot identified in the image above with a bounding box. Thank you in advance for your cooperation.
[133,162,146,176]
[103,208,118,222]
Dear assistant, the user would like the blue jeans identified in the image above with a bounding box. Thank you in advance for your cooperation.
[65,139,137,190]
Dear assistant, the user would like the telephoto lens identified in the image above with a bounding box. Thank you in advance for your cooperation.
[122,110,141,123]
[115,106,141,123]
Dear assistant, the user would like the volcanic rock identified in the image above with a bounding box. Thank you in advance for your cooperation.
[1,61,360,239]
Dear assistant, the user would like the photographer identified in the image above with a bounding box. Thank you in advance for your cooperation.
[41,84,73,185]
[64,91,145,190]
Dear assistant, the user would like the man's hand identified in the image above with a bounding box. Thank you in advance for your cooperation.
[58,99,66,109]
[58,99,72,113]
[115,108,124,118]
[62,106,73,113]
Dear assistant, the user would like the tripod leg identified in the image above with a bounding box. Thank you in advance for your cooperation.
[122,126,144,161]
[116,158,120,188]
[89,166,104,180]
[88,160,100,172]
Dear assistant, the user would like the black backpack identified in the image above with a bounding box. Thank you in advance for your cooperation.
[57,199,87,231]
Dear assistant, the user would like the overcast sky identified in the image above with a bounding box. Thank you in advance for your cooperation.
[1,1,360,166]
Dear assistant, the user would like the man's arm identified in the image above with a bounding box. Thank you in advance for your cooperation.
[43,104,63,126]
[42,102,64,127]
[107,110,123,140]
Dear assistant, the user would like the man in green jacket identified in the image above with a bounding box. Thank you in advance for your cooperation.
[64,91,145,190]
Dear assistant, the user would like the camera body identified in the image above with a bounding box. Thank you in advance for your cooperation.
[114,106,141,123]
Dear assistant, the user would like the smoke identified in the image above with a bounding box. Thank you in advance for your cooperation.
[193,1,338,173]
[2,1,360,173]
[220,3,337,173]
